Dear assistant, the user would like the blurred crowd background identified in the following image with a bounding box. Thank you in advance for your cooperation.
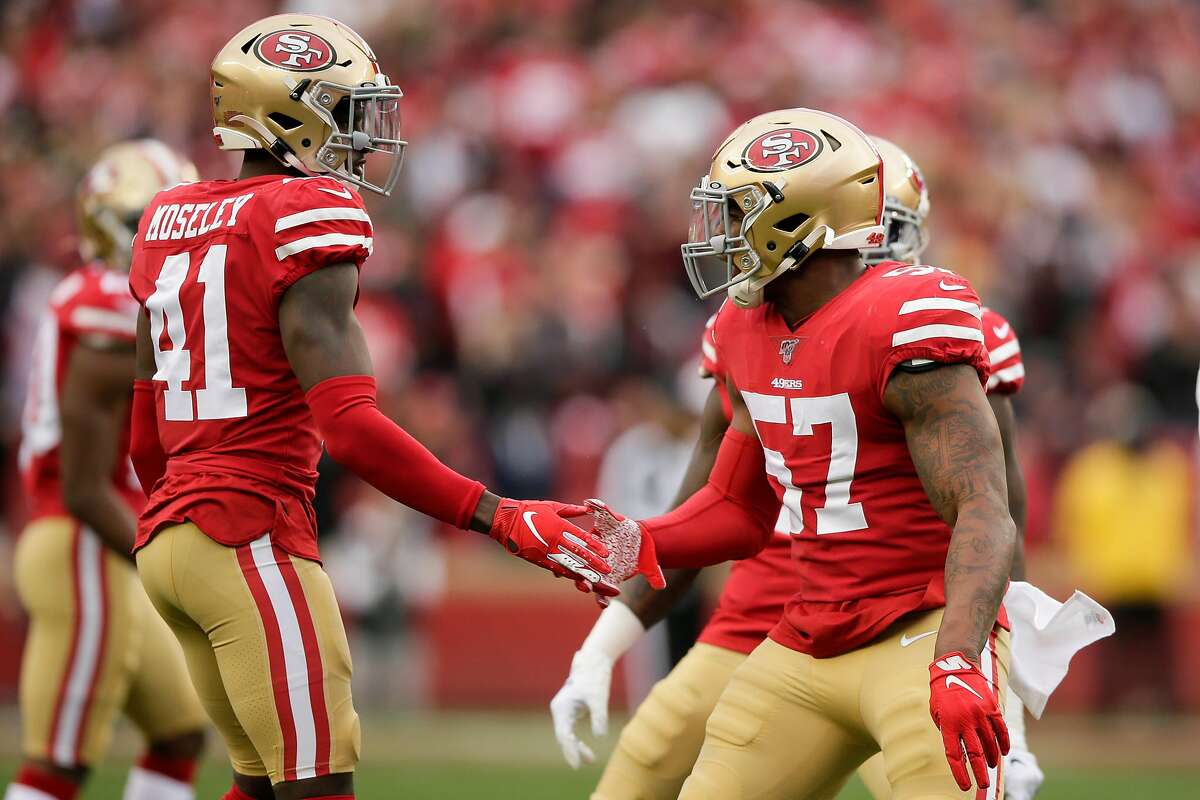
[1,0,1198,714]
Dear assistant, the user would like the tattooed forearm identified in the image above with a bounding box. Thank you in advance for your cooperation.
[884,363,1016,662]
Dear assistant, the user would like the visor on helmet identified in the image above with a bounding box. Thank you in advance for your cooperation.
[303,75,407,196]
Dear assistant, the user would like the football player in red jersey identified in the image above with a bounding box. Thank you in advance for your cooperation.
[9,142,208,800]
[125,14,655,800]
[551,136,1037,799]
[575,109,1017,799]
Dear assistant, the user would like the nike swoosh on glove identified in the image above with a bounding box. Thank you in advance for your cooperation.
[1004,747,1044,800]
[491,499,614,595]
[928,651,1010,792]
[584,499,666,591]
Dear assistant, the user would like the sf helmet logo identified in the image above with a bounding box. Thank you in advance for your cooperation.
[255,30,337,72]
[742,129,823,172]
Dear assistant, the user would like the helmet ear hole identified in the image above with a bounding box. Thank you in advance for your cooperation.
[268,112,303,131]
[773,212,810,233]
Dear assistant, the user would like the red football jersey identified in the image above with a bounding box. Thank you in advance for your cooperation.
[709,261,994,658]
[20,263,144,520]
[697,294,1025,655]
[127,174,373,561]
[982,307,1025,395]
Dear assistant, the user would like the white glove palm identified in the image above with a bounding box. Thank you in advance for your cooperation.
[1004,747,1044,800]
[550,649,613,769]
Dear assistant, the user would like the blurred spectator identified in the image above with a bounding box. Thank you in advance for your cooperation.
[1053,384,1194,709]
[2,0,1200,709]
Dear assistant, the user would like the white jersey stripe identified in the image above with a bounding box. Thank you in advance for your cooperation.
[988,339,1021,365]
[898,298,982,318]
[987,364,1026,388]
[248,535,319,780]
[891,324,984,348]
[701,338,717,362]
[71,306,137,336]
[274,207,371,233]
[52,529,105,765]
[274,234,373,261]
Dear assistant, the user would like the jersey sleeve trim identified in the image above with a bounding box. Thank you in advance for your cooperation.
[891,324,984,348]
[987,363,1026,391]
[70,306,138,339]
[274,233,374,261]
[274,207,371,233]
[898,298,981,318]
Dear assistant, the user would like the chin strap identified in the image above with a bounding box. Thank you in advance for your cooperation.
[730,225,834,308]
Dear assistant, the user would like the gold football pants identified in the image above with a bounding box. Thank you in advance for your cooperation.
[136,523,360,784]
[14,517,206,768]
[592,632,978,800]
[679,609,1008,800]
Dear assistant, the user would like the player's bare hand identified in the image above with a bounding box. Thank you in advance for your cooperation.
[585,499,667,590]
[928,652,1009,792]
[490,498,615,596]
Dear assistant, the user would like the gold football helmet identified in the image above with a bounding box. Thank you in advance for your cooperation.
[211,14,406,196]
[682,108,885,308]
[862,136,930,266]
[78,139,198,269]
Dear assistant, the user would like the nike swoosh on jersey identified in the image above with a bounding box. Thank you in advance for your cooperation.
[945,675,985,700]
[993,323,1011,338]
[899,630,938,647]
[939,280,968,291]
[523,511,550,548]
[317,185,354,199]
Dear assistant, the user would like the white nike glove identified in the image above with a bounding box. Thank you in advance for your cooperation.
[550,601,645,768]
[1002,690,1043,799]
[1004,747,1044,800]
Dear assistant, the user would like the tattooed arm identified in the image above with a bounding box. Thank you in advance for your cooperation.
[884,363,1016,662]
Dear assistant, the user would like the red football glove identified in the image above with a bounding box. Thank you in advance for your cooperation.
[490,499,615,598]
[928,651,1010,792]
[584,499,667,590]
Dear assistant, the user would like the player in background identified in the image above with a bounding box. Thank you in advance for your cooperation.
[9,142,208,800]
[126,15,656,800]
[552,136,1040,799]
[577,109,1015,798]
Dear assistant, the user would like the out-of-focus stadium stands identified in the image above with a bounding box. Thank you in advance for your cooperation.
[1,0,1197,720]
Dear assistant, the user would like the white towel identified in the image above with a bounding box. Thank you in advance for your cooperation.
[1004,581,1116,718]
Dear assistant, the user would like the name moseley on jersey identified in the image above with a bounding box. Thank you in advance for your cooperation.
[142,192,255,242]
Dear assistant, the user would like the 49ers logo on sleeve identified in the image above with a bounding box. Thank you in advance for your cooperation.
[255,30,337,72]
[741,129,823,172]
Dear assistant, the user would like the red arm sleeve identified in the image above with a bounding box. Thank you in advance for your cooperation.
[305,374,486,529]
[642,428,780,568]
[129,379,167,495]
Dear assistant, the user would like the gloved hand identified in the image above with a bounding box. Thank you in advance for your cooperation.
[1004,746,1044,800]
[550,649,613,769]
[585,499,666,589]
[549,602,646,768]
[491,499,614,595]
[928,651,1009,792]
